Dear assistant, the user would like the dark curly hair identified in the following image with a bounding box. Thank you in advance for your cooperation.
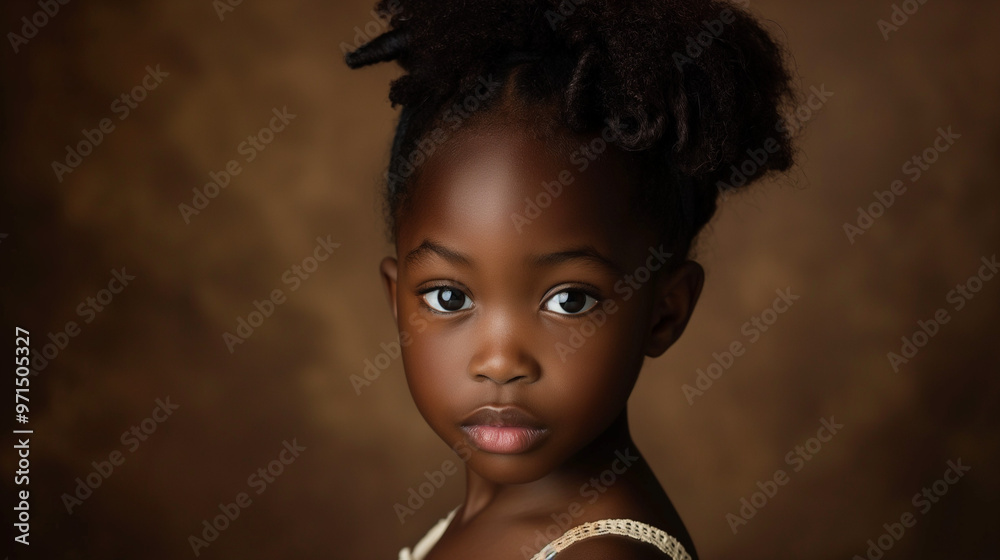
[344,0,797,260]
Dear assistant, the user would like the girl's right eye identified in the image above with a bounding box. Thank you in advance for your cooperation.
[421,287,473,313]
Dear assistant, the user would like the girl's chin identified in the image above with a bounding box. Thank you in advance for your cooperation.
[463,452,562,486]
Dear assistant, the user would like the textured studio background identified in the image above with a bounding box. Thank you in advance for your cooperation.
[1,1,998,559]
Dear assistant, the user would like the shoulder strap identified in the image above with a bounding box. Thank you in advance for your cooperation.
[405,506,459,560]
[529,519,692,560]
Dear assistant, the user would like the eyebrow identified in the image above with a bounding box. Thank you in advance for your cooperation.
[404,238,623,276]
[405,239,473,268]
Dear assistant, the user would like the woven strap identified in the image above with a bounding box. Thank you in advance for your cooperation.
[529,519,692,560]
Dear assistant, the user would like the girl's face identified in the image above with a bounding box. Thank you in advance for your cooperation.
[380,121,702,485]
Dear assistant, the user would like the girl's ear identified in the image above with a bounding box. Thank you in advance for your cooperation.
[643,260,705,358]
[379,256,399,322]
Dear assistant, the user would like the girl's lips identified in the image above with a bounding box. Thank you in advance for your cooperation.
[460,406,549,454]
[461,425,549,454]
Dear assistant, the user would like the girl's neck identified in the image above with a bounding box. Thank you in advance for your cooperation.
[459,408,642,523]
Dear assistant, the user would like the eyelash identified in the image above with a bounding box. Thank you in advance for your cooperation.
[416,283,603,317]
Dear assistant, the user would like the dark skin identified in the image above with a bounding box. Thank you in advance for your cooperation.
[379,119,704,560]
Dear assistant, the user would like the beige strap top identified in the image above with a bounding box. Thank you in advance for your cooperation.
[398,506,692,560]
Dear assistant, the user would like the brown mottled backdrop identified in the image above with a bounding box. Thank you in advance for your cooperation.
[1,0,998,559]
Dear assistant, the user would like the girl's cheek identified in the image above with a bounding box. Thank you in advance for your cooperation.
[406,309,428,335]
[406,332,466,387]
[547,309,634,366]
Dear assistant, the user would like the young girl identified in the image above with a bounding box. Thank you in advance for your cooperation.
[345,1,796,558]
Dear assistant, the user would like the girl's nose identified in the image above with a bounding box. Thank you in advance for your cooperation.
[467,324,541,385]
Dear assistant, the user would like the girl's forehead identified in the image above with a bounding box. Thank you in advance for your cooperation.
[413,125,634,212]
[396,125,652,267]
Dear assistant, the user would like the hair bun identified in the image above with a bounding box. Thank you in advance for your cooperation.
[345,0,798,257]
[344,27,410,69]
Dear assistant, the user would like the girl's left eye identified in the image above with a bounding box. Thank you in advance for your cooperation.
[543,289,599,315]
